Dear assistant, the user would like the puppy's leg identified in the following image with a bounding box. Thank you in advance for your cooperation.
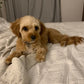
[36,46,47,62]
[5,51,22,64]
[48,28,84,46]
[60,35,83,46]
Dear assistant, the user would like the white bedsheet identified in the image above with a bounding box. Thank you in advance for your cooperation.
[0,17,84,84]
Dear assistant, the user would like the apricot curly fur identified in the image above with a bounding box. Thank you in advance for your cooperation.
[5,16,84,64]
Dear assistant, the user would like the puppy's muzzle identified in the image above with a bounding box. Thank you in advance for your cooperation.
[31,35,36,40]
[24,41,30,45]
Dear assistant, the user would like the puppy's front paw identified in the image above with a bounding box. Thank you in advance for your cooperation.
[61,36,84,46]
[5,58,12,65]
[36,55,45,62]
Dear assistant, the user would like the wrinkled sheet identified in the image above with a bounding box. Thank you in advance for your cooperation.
[0,17,84,84]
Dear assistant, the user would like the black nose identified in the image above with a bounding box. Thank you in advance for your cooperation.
[31,35,36,40]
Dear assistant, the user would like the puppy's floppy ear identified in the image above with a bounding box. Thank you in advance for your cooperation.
[11,19,21,37]
[39,21,46,35]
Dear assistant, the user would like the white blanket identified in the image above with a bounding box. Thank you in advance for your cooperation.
[0,17,84,84]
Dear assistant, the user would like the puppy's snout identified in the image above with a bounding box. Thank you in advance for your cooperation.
[31,35,36,40]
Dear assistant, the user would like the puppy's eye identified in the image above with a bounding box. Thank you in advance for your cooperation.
[35,26,39,31]
[22,27,28,31]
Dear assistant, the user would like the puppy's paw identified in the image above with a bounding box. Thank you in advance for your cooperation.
[61,36,84,46]
[36,55,45,62]
[5,58,12,65]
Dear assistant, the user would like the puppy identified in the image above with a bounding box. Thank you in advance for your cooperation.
[5,16,84,64]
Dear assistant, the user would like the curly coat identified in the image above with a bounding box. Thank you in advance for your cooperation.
[5,16,83,64]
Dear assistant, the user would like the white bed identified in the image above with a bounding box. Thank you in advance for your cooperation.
[0,17,84,84]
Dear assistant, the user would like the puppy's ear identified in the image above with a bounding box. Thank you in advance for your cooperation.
[39,21,46,35]
[11,19,21,37]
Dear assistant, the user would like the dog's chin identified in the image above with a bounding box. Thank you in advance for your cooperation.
[23,40,37,45]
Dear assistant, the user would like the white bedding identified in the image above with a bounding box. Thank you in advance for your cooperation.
[0,17,84,84]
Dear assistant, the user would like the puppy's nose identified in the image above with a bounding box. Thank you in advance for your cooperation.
[31,35,36,40]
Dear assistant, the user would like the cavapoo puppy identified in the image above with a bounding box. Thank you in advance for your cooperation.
[5,16,84,64]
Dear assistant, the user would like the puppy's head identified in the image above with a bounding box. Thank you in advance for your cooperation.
[11,16,46,44]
